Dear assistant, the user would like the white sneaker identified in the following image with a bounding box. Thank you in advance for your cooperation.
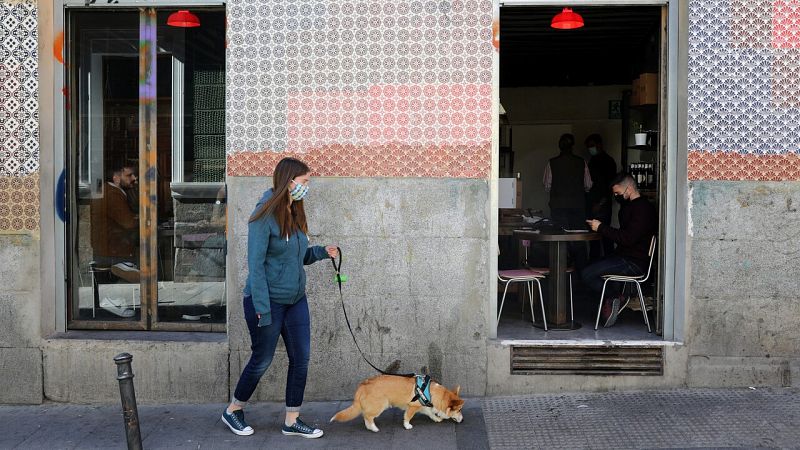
[111,262,140,283]
[281,418,323,439]
[181,314,212,321]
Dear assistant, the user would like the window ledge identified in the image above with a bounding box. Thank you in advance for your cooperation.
[495,338,683,347]
[46,330,227,343]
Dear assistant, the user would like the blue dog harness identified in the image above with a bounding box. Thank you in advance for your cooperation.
[411,374,433,407]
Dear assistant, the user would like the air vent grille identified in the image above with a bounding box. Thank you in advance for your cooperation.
[511,345,664,376]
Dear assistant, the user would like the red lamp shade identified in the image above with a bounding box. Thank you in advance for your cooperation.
[167,10,201,28]
[551,8,584,30]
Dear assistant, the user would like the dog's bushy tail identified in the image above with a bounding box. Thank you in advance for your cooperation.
[330,403,361,422]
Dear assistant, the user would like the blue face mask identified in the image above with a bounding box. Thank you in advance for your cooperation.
[289,180,308,201]
[588,147,598,156]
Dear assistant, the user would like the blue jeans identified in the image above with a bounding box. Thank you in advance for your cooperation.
[233,295,310,410]
[581,255,643,298]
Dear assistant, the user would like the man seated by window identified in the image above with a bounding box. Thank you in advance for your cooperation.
[90,162,140,283]
[583,173,657,327]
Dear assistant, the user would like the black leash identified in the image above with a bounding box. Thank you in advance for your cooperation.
[330,247,414,378]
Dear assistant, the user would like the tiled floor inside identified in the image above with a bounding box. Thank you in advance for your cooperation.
[496,288,659,341]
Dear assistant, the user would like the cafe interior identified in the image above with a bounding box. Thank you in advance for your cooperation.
[496,5,665,341]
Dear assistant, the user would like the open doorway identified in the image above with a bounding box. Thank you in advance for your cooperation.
[496,5,666,341]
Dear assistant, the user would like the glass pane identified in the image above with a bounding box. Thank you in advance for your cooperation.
[69,11,142,323]
[155,10,227,324]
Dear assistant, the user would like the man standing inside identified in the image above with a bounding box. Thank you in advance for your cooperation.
[583,173,657,327]
[543,133,593,270]
[91,162,140,282]
[585,134,617,260]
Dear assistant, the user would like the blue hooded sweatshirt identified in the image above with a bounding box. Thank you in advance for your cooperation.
[243,189,328,327]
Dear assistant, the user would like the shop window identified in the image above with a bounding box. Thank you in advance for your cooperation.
[66,8,226,331]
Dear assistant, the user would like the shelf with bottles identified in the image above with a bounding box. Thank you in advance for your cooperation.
[628,162,657,191]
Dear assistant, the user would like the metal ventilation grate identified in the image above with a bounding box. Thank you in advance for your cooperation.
[511,345,664,376]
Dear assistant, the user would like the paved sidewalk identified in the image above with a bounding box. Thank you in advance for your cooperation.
[0,400,487,450]
[1,388,799,449]
[484,387,800,449]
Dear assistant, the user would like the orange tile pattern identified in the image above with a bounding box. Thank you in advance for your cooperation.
[688,151,800,181]
[227,143,491,178]
[225,1,493,178]
[0,174,39,232]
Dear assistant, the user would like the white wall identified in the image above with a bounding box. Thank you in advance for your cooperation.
[501,86,628,217]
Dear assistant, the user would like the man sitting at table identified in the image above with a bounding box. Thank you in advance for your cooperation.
[583,173,657,327]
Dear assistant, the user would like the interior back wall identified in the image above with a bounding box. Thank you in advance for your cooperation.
[501,86,626,217]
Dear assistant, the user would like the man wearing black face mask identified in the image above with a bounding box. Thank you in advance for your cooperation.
[582,173,657,327]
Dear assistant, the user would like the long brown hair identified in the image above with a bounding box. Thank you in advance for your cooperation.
[249,157,309,237]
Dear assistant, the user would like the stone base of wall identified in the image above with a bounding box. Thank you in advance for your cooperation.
[0,347,43,404]
[485,343,689,395]
[688,181,800,389]
[42,338,229,404]
[688,356,799,388]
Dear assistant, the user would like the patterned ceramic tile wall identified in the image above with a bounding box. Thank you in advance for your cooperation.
[0,0,39,232]
[688,0,800,180]
[225,0,494,178]
[0,174,39,231]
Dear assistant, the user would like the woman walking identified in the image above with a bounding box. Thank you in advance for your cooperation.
[221,157,338,438]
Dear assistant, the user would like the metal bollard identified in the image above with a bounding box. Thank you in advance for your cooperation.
[114,353,143,450]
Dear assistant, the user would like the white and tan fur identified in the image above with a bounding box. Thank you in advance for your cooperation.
[330,374,465,432]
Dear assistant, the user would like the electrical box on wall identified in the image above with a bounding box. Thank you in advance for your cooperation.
[498,177,521,208]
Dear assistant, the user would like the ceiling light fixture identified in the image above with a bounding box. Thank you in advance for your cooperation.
[551,8,584,30]
[167,10,201,28]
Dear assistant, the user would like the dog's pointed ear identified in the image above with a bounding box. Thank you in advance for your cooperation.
[454,385,461,395]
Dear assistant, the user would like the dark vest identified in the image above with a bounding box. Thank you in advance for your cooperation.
[549,153,585,209]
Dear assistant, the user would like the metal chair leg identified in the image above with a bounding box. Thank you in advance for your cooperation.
[535,279,547,331]
[569,273,574,322]
[522,281,528,314]
[618,282,632,312]
[595,278,611,330]
[635,282,652,332]
[527,281,536,325]
[497,280,511,325]
[90,263,99,319]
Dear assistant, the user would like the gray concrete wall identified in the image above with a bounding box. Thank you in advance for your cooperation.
[42,338,229,404]
[226,176,490,400]
[0,234,43,404]
[686,181,800,387]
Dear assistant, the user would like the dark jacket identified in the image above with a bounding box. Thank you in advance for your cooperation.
[90,183,137,259]
[549,153,587,210]
[598,196,657,271]
[243,189,328,327]
[587,152,617,212]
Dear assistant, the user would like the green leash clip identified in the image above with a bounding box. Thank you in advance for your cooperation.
[334,273,348,283]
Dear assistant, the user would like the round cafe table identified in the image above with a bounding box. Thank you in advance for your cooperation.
[512,229,601,330]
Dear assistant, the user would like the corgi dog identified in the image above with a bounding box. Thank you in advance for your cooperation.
[330,374,464,432]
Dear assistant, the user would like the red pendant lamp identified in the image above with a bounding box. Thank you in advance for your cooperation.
[551,8,584,30]
[167,10,201,28]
